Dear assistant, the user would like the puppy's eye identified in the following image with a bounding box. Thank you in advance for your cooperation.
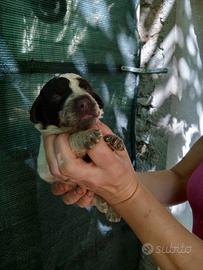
[78,78,92,93]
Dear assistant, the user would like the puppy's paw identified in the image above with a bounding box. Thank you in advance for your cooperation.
[69,129,102,157]
[83,129,102,149]
[103,134,125,151]
[93,196,121,223]
[93,196,109,214]
[105,208,121,223]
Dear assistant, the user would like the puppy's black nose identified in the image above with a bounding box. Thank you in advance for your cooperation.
[75,96,93,114]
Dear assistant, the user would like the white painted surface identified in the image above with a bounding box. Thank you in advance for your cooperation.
[166,0,203,230]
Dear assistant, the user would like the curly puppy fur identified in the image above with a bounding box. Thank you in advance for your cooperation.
[30,73,123,222]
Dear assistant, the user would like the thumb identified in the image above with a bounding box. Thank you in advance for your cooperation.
[92,121,114,136]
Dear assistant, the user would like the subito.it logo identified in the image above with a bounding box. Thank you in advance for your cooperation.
[142,243,154,255]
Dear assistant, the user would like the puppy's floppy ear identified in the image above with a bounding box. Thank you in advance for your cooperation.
[30,77,71,128]
[30,96,45,124]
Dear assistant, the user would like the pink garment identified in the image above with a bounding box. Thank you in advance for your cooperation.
[187,161,203,240]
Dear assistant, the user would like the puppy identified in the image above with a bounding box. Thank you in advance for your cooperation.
[30,73,124,222]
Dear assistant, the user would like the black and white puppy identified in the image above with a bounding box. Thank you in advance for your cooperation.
[30,73,124,222]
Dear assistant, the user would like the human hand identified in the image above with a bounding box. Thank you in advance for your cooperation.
[44,121,139,205]
[51,181,95,208]
[43,133,95,207]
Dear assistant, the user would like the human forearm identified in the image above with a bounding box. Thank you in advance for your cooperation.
[136,137,203,207]
[137,170,187,206]
[45,128,203,269]
[114,182,203,270]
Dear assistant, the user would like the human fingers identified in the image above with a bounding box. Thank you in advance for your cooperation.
[91,121,128,161]
[62,185,88,205]
[92,120,114,135]
[43,134,67,181]
[88,137,120,168]
[76,191,94,208]
[51,181,77,196]
[54,134,93,179]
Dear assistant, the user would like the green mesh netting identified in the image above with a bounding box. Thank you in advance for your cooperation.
[0,1,141,269]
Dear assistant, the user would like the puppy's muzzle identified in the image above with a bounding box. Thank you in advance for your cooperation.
[75,95,99,119]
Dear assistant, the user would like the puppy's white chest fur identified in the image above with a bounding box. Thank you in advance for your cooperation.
[37,136,55,183]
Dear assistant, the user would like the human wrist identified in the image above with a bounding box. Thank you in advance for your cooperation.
[103,175,139,206]
[112,180,143,219]
[112,180,140,206]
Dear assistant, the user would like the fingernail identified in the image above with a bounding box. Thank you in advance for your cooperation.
[57,182,65,192]
[86,191,94,197]
[63,198,70,205]
[76,186,84,195]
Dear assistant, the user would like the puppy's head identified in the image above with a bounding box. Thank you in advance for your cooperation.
[30,73,104,133]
